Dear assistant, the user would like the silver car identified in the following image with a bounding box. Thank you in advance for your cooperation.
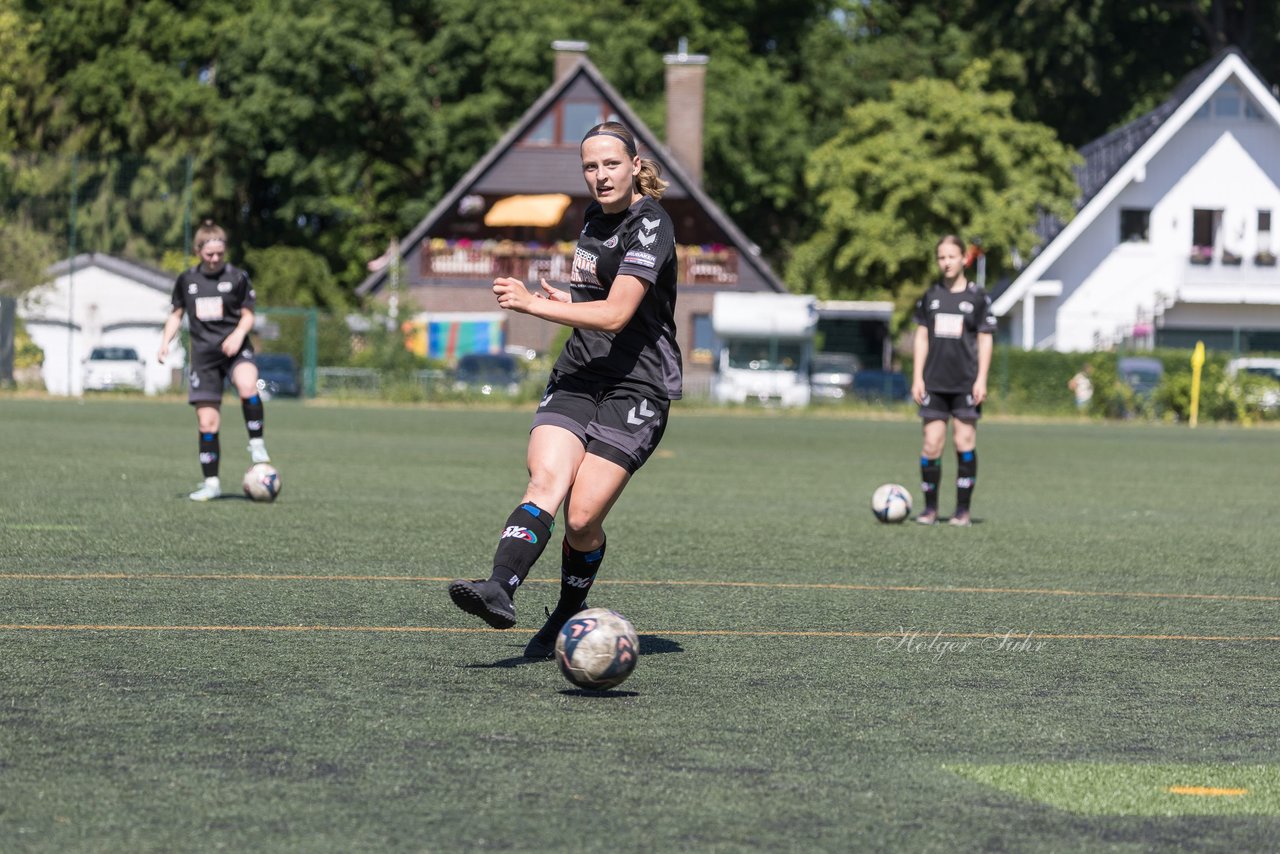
[809,352,861,402]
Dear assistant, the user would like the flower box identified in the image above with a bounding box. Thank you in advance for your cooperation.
[1189,246,1213,265]
[1256,251,1277,267]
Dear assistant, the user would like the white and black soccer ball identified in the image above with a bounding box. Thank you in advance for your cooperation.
[871,483,912,523]
[555,607,639,690]
[242,463,282,502]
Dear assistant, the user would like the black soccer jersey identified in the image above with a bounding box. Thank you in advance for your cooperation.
[170,263,256,358]
[912,281,997,393]
[551,196,682,399]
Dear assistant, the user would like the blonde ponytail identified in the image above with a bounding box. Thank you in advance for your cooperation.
[636,158,669,200]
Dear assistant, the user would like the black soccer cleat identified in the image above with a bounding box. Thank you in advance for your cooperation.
[448,579,517,629]
[522,602,590,659]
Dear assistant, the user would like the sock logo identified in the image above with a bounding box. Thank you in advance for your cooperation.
[956,477,975,488]
[563,574,595,589]
[502,525,537,544]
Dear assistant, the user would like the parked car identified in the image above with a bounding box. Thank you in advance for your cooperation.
[453,352,523,396]
[809,352,861,402]
[851,370,910,402]
[1227,357,1280,411]
[83,346,145,392]
[1117,356,1164,398]
[254,353,302,399]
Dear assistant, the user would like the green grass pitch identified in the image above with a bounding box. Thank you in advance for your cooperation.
[2,397,1279,851]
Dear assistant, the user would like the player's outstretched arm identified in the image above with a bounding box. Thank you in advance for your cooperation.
[493,275,646,334]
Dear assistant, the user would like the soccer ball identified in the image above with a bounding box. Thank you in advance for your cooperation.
[242,463,282,502]
[871,482,912,523]
[555,607,639,690]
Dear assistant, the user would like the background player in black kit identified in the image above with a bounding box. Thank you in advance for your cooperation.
[157,221,271,501]
[448,121,681,658]
[910,235,996,527]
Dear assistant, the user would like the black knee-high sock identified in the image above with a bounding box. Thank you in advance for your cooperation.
[241,394,264,439]
[199,432,220,478]
[557,536,606,613]
[920,457,942,512]
[488,503,555,596]
[956,449,977,512]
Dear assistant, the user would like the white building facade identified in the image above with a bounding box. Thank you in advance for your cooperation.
[994,50,1280,353]
[20,254,181,396]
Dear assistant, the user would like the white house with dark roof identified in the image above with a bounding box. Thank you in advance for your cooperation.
[993,49,1280,353]
[19,253,181,395]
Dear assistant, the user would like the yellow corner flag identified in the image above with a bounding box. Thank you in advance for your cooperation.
[1189,341,1205,428]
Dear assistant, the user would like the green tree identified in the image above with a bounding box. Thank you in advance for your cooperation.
[946,0,1280,146]
[0,220,55,297]
[211,0,447,289]
[242,245,349,313]
[788,62,1079,302]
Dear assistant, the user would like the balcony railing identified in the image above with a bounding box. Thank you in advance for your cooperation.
[420,238,740,285]
[1189,245,1278,267]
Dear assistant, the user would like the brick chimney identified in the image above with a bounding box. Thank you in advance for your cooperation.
[552,40,589,82]
[663,39,709,186]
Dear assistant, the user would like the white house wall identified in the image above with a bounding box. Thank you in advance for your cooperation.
[19,264,179,396]
[1036,112,1280,351]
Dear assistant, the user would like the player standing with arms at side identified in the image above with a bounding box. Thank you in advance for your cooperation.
[910,235,995,527]
[448,121,681,658]
[158,221,271,501]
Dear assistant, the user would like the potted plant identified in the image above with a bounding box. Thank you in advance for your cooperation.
[1190,245,1213,265]
[1256,250,1277,267]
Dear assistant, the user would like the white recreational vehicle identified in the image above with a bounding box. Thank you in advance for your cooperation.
[711,292,817,407]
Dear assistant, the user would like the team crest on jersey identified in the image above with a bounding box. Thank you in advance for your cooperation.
[958,301,974,313]
[218,281,233,293]
[603,235,619,248]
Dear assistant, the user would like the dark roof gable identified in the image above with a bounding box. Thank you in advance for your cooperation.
[357,55,784,296]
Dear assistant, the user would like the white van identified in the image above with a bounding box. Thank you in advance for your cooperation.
[711,293,817,407]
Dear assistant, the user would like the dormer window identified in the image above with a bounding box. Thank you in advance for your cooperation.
[520,103,621,147]
[1193,82,1264,121]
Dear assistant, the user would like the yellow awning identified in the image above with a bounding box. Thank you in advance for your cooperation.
[483,194,572,228]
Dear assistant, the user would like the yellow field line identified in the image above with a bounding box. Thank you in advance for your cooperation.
[1,624,1278,641]
[1168,786,1250,796]
[1,573,1277,603]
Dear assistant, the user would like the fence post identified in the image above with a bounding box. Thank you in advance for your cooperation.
[304,307,318,398]
[66,154,78,396]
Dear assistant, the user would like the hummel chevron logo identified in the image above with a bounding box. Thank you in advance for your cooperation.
[641,217,660,231]
[637,230,657,247]
[626,399,656,425]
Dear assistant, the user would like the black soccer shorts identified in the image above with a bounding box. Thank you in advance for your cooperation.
[188,347,256,405]
[918,389,982,422]
[530,373,670,474]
